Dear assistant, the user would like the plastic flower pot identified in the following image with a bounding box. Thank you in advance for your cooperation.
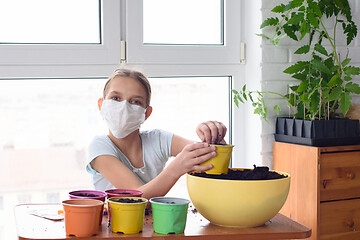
[69,190,107,225]
[200,144,234,175]
[149,197,190,234]
[62,199,103,237]
[105,189,143,198]
[108,197,148,234]
[105,189,144,219]
[68,190,107,202]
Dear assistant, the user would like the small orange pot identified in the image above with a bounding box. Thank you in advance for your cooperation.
[62,199,104,237]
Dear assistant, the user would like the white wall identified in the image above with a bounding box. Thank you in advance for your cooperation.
[237,0,262,168]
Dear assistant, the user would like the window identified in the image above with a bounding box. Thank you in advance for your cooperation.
[144,76,230,142]
[145,76,231,198]
[0,76,230,193]
[0,0,100,44]
[0,0,121,66]
[1,1,244,239]
[0,78,106,191]
[143,0,223,45]
[126,0,241,64]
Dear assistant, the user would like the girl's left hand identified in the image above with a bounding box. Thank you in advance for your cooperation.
[196,121,227,144]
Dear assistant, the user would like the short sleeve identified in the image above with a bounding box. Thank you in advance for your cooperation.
[86,136,117,174]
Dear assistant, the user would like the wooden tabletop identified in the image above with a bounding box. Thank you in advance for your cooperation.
[14,203,311,240]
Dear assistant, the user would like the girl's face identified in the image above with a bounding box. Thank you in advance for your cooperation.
[98,76,152,120]
[105,76,148,109]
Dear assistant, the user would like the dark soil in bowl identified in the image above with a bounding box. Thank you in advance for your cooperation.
[191,165,287,180]
[73,193,99,197]
[112,198,144,203]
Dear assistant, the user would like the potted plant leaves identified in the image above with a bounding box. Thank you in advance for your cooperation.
[233,0,360,147]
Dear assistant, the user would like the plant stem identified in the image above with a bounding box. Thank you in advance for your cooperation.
[318,17,341,73]
[249,90,286,99]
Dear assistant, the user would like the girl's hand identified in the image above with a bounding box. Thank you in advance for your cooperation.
[196,121,227,144]
[170,142,216,176]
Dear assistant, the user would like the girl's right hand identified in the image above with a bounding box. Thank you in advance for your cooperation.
[170,142,216,176]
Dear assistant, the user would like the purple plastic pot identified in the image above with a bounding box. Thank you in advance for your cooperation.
[68,190,107,225]
[69,190,107,202]
[105,189,143,198]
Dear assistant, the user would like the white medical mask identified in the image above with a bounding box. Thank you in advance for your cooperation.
[100,99,146,139]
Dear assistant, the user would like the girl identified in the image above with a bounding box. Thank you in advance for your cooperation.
[86,68,227,199]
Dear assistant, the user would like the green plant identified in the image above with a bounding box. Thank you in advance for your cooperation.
[234,0,360,121]
[232,85,285,122]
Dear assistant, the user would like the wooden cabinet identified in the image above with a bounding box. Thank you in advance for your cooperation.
[273,142,360,240]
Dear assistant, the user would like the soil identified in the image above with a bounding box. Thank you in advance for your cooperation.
[73,193,99,197]
[111,198,144,203]
[191,165,287,180]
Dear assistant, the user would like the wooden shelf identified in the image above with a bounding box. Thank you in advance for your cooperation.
[273,142,360,240]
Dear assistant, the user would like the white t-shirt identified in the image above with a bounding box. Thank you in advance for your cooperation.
[86,129,173,191]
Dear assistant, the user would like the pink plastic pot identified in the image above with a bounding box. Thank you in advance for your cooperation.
[105,189,143,198]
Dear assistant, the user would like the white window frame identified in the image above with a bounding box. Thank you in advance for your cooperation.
[0,0,251,167]
[0,0,121,66]
[125,0,241,64]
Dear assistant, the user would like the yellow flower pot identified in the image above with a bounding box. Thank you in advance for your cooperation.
[108,197,148,234]
[200,144,234,174]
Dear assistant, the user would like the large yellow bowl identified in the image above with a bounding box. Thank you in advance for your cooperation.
[186,168,290,228]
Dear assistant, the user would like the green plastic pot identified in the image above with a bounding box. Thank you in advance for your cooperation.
[149,197,189,234]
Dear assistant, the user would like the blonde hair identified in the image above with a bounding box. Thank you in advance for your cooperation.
[103,68,152,107]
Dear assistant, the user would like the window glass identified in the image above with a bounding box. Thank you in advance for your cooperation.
[143,0,223,45]
[1,78,107,240]
[143,76,230,142]
[144,76,230,199]
[0,0,100,44]
[0,76,230,239]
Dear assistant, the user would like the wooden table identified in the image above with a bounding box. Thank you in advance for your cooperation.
[14,203,311,240]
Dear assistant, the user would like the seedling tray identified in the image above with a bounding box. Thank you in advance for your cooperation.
[275,117,360,147]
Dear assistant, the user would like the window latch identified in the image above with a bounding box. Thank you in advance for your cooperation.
[240,42,245,64]
[121,40,126,63]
